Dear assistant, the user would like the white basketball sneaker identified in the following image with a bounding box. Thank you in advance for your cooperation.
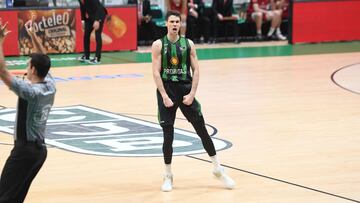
[161,174,173,192]
[276,33,287,40]
[213,167,236,189]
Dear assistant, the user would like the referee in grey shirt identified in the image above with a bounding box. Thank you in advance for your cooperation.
[0,21,56,202]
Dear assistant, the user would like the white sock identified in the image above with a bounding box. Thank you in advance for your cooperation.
[276,27,282,35]
[165,164,172,175]
[267,27,275,36]
[257,30,262,35]
[210,155,221,169]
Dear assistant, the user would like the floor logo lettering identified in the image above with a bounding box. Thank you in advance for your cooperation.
[0,105,232,157]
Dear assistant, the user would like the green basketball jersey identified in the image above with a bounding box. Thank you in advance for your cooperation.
[160,36,192,82]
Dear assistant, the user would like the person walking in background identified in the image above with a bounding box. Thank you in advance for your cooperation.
[151,10,235,192]
[78,0,108,64]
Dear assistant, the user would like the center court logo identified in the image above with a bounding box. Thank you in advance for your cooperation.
[0,105,232,157]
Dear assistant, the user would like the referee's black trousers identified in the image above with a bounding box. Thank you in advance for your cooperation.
[0,142,47,203]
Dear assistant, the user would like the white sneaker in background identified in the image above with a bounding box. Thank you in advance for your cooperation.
[161,174,173,192]
[213,167,236,189]
[276,33,287,40]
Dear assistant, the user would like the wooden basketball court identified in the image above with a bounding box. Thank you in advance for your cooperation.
[0,43,359,203]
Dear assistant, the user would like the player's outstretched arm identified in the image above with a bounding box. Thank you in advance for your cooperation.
[0,20,13,88]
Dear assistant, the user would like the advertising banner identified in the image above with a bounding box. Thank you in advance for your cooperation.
[0,6,136,56]
[18,9,76,55]
[75,6,137,53]
[291,0,360,44]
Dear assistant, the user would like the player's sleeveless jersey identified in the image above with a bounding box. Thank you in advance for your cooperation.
[160,36,192,83]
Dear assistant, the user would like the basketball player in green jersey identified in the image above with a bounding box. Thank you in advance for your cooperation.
[151,10,235,192]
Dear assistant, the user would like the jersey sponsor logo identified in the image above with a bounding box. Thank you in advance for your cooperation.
[170,57,179,65]
[0,105,232,157]
[163,68,187,74]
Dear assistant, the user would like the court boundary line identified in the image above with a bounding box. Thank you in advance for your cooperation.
[186,155,360,203]
[331,62,360,95]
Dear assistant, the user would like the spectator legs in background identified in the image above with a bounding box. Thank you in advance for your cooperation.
[186,16,211,44]
[186,16,198,43]
[251,12,264,41]
[138,21,156,46]
[199,16,210,44]
[266,10,286,40]
[212,18,239,43]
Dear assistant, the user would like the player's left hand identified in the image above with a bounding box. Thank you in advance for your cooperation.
[0,19,11,41]
[183,94,195,106]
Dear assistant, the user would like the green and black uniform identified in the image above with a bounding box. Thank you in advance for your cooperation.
[156,36,216,164]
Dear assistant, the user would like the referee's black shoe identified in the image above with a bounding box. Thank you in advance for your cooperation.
[77,55,89,63]
[88,57,100,65]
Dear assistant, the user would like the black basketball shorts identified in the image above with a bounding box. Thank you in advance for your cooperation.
[157,82,204,126]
